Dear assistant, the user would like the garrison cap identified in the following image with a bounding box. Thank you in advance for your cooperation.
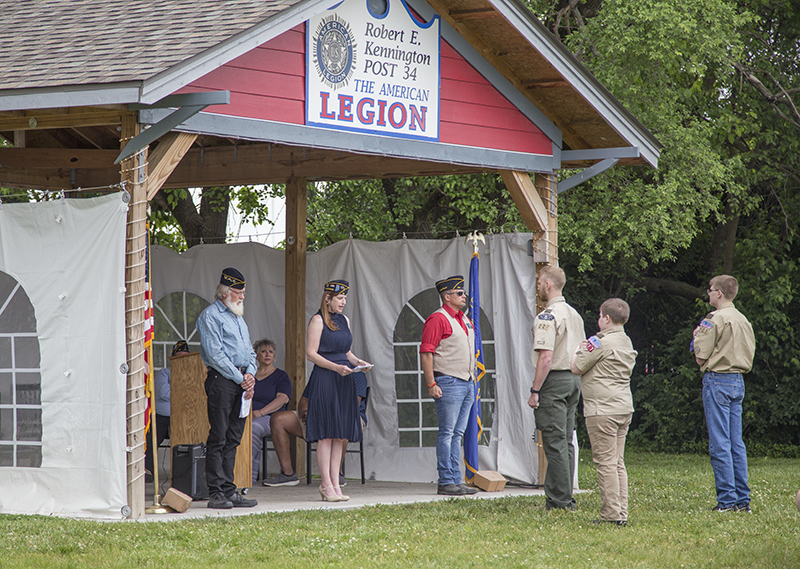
[171,340,189,356]
[220,267,245,290]
[324,279,350,294]
[435,275,465,294]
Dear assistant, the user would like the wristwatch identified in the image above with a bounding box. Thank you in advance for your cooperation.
[530,387,540,394]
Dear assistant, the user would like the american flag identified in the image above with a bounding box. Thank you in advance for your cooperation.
[143,223,155,441]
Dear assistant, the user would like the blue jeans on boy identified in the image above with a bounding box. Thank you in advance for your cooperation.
[702,371,750,508]
[434,375,475,486]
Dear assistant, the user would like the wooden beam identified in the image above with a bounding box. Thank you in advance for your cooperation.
[121,113,148,520]
[0,108,126,130]
[0,148,118,169]
[499,170,549,233]
[161,144,486,186]
[0,143,489,190]
[146,132,198,200]
[285,176,308,478]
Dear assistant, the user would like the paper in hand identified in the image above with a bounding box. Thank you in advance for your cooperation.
[352,364,373,372]
[239,393,252,418]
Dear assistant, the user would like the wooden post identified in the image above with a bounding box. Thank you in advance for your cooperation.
[285,176,307,477]
[534,172,558,268]
[534,171,558,487]
[121,113,149,519]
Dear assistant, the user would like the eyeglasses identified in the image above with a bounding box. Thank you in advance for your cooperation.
[707,288,720,294]
[447,290,466,297]
[229,289,246,297]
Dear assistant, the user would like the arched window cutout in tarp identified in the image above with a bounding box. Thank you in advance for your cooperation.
[0,271,42,467]
[393,287,495,448]
[153,291,209,369]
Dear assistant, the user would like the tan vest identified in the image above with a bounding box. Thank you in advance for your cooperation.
[432,307,476,381]
[693,302,755,373]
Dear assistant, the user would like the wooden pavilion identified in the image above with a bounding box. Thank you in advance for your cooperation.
[0,0,660,519]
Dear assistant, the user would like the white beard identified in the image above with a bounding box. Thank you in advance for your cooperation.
[224,297,244,317]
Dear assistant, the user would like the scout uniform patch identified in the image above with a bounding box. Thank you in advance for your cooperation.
[586,335,602,352]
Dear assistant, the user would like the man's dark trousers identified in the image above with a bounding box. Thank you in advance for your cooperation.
[205,368,246,497]
[534,370,581,509]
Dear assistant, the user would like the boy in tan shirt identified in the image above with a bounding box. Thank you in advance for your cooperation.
[571,298,637,526]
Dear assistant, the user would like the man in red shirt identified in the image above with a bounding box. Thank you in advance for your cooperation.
[420,276,479,496]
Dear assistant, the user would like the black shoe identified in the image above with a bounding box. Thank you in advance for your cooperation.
[459,484,479,495]
[227,491,258,508]
[437,483,467,495]
[208,493,233,509]
[593,519,627,527]
[712,504,734,512]
[144,470,154,483]
[734,503,751,513]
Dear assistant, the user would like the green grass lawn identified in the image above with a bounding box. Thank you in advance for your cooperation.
[1,451,798,568]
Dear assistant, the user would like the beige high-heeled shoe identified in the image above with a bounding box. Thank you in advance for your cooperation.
[319,484,344,502]
[333,486,350,501]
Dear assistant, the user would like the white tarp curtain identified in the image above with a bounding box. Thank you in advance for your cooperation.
[152,233,543,484]
[0,192,128,519]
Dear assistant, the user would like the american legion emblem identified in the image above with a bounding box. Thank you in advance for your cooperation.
[312,13,357,89]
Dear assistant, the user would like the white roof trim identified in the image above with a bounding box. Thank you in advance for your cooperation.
[0,83,141,112]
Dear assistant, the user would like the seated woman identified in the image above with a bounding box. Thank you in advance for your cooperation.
[250,338,292,485]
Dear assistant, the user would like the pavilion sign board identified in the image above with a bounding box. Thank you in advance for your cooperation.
[306,0,440,141]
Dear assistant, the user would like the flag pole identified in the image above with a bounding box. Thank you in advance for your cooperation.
[143,223,173,514]
[464,231,485,483]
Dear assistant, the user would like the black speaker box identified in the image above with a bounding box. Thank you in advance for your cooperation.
[171,443,209,500]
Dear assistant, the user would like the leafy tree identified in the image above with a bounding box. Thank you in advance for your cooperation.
[527,0,800,451]
[306,174,524,250]
[149,184,283,251]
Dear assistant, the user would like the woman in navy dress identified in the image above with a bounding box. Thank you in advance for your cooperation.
[305,279,371,502]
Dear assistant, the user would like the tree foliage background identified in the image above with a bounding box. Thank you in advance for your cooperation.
[146,0,800,454]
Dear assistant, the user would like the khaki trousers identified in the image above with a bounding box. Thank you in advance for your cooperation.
[585,413,632,521]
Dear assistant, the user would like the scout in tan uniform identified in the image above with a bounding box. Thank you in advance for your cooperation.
[692,275,755,512]
[571,298,637,526]
[527,266,585,510]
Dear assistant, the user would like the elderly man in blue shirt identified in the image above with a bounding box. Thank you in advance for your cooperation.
[196,267,258,509]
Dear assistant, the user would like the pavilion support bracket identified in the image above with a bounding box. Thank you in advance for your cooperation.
[558,146,641,193]
[558,158,618,193]
[115,91,229,164]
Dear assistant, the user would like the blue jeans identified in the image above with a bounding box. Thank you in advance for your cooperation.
[434,375,475,486]
[702,372,750,507]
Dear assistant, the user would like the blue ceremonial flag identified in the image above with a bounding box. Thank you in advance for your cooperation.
[464,249,484,482]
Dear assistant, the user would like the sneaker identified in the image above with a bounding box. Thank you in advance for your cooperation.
[459,484,479,495]
[339,473,347,487]
[227,491,258,508]
[734,503,751,513]
[263,471,300,487]
[208,493,233,509]
[593,519,627,527]
[712,504,734,512]
[437,483,467,496]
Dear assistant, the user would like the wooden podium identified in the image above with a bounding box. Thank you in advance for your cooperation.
[169,352,252,488]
